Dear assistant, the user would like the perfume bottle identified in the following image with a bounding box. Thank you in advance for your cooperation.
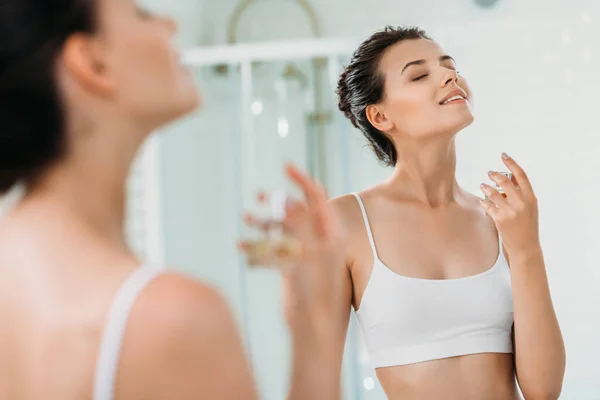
[486,171,512,199]
[245,190,301,269]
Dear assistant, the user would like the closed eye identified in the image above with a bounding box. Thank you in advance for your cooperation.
[412,74,428,82]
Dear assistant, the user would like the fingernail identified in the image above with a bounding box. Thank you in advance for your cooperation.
[488,171,494,177]
[502,152,509,160]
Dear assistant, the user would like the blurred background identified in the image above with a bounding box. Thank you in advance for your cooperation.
[126,0,600,398]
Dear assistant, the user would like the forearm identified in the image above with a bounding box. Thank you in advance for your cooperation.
[287,331,341,400]
[510,246,565,398]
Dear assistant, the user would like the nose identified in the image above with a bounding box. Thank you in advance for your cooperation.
[440,68,458,87]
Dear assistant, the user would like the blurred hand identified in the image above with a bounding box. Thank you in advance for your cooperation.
[240,164,346,336]
[480,153,541,259]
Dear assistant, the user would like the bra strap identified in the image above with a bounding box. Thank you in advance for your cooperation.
[352,193,379,259]
[93,266,162,400]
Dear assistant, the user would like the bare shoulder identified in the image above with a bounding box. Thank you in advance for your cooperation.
[328,186,386,225]
[327,189,384,270]
[327,192,365,230]
[115,271,257,400]
[135,272,231,328]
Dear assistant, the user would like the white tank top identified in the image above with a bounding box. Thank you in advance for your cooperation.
[92,265,163,400]
[352,193,514,368]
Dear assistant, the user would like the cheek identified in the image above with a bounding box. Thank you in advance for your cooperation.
[127,33,173,76]
[114,33,199,119]
[387,86,437,126]
[114,32,178,96]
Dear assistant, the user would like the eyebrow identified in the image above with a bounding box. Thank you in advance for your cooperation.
[401,55,456,74]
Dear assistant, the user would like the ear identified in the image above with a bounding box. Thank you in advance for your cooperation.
[366,104,394,132]
[60,33,115,96]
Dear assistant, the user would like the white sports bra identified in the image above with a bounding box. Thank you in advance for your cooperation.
[352,193,514,368]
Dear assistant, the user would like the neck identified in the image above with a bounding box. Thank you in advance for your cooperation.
[29,119,148,247]
[386,136,460,207]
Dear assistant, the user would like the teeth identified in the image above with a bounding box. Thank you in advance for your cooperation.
[442,95,464,104]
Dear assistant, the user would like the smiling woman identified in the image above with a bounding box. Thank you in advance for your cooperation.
[327,25,566,399]
[337,27,474,168]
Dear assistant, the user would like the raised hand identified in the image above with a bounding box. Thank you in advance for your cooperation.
[480,153,540,257]
[239,164,346,334]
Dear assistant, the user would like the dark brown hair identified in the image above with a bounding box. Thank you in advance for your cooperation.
[337,26,430,167]
[0,0,98,191]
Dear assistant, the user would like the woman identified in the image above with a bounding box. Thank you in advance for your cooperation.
[329,26,566,399]
[0,0,345,399]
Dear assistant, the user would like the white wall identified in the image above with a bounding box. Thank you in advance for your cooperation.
[136,0,600,398]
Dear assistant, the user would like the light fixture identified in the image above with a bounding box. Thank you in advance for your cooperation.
[251,100,263,116]
[277,117,289,138]
[363,377,375,391]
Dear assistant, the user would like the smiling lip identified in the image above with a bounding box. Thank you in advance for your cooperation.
[439,89,468,105]
[442,97,467,105]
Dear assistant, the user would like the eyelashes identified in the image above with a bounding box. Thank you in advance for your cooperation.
[411,69,461,82]
[412,74,428,81]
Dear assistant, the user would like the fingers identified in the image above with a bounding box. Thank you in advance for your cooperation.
[480,183,508,208]
[285,164,327,208]
[283,199,311,239]
[238,240,275,266]
[501,153,534,196]
[243,213,271,231]
[480,198,501,220]
[240,164,336,271]
[285,164,332,238]
[488,171,520,199]
[238,239,302,268]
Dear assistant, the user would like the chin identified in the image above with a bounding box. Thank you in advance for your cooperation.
[180,90,203,115]
[450,112,475,133]
[428,114,474,138]
[163,89,202,124]
[460,113,475,129]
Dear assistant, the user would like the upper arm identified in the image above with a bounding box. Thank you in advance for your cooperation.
[327,196,357,367]
[115,273,258,400]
